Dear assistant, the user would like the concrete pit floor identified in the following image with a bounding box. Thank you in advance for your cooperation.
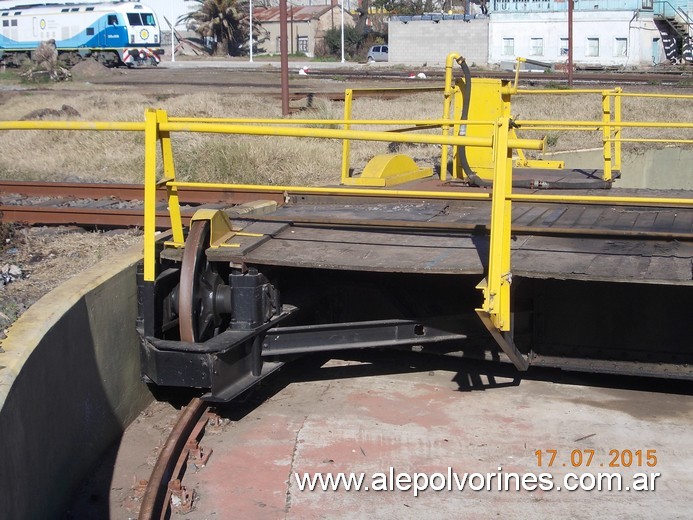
[69,351,693,519]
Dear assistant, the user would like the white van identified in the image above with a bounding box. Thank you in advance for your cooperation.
[367,45,388,62]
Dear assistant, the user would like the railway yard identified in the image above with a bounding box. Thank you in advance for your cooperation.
[1,59,693,519]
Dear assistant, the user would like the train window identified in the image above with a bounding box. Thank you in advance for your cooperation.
[14,11,21,15]
[11,19,17,26]
[2,20,7,27]
[71,8,79,12]
[87,27,94,35]
[127,13,156,26]
[61,8,68,12]
[108,15,118,26]
[86,7,94,11]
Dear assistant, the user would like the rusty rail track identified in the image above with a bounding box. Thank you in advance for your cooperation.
[0,181,284,228]
[299,68,693,87]
[139,397,213,519]
[97,66,693,90]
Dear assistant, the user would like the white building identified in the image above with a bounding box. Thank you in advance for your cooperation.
[486,0,689,67]
[390,0,693,67]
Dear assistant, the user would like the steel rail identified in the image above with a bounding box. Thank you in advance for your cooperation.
[0,180,286,205]
[0,204,190,227]
[0,181,148,201]
[139,397,208,520]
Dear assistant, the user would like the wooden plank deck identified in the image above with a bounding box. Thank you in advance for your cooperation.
[210,194,693,285]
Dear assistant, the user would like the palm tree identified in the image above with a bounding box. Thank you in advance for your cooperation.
[179,0,249,56]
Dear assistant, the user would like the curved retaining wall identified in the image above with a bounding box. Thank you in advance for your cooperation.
[0,243,152,519]
[550,148,693,190]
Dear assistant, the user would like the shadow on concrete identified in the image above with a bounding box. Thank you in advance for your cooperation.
[215,346,693,424]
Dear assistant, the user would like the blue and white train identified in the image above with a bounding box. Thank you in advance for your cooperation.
[0,1,163,66]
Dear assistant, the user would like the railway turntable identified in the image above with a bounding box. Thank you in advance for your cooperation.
[136,54,693,401]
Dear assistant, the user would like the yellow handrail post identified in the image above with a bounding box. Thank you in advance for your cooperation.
[602,90,612,182]
[512,57,526,93]
[441,52,461,181]
[143,109,159,283]
[340,88,354,183]
[613,88,622,172]
[451,85,462,179]
[484,116,513,332]
[475,116,529,371]
[156,109,184,245]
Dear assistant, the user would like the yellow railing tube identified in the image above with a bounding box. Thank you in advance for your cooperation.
[156,109,184,246]
[475,116,528,370]
[481,116,514,332]
[143,109,159,283]
[440,52,461,181]
[613,88,622,172]
[602,91,612,182]
[340,88,354,183]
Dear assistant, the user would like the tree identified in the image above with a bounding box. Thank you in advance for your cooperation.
[371,0,443,16]
[324,26,365,59]
[179,0,252,56]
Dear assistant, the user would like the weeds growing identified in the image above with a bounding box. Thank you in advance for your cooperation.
[0,82,691,185]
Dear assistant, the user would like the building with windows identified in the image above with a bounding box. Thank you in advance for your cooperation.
[488,0,692,67]
[254,4,354,57]
[389,0,692,67]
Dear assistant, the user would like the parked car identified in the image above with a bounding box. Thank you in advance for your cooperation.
[367,45,388,62]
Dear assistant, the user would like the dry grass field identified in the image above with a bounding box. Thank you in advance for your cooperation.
[0,66,691,186]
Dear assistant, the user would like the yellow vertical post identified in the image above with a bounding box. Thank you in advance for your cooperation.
[602,91,612,182]
[156,109,184,245]
[475,116,528,371]
[340,89,354,184]
[484,116,513,331]
[441,52,461,181]
[451,86,462,179]
[143,109,159,282]
[613,88,622,173]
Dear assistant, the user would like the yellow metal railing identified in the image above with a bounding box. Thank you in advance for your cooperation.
[141,108,543,285]
[137,109,538,369]
[138,107,691,370]
[2,74,692,369]
[338,86,445,183]
[515,89,693,181]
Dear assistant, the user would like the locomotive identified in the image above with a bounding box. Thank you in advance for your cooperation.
[0,1,162,66]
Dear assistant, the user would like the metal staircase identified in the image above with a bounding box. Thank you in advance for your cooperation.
[654,1,692,63]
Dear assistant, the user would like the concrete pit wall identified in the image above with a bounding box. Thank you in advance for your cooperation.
[0,244,152,519]
[388,18,489,66]
[548,148,693,190]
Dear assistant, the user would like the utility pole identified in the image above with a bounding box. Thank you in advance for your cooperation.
[341,1,345,63]
[280,0,290,116]
[568,0,573,87]
[249,0,253,62]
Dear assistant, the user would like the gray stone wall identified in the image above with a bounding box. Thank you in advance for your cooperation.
[388,18,489,66]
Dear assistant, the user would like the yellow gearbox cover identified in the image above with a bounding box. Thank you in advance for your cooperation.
[343,153,432,187]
